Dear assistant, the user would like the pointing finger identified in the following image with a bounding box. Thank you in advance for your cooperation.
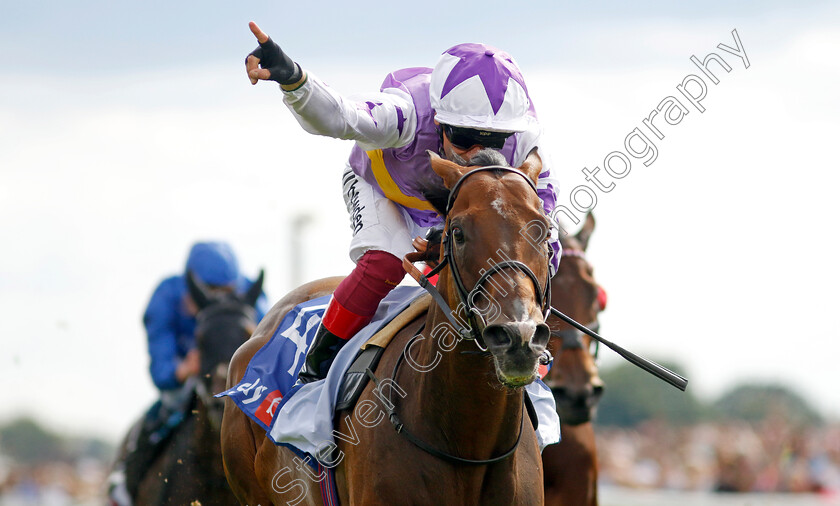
[249,21,269,44]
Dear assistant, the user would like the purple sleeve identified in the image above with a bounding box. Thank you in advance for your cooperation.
[536,180,561,276]
[537,180,557,216]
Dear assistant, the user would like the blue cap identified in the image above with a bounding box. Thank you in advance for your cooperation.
[185,241,239,286]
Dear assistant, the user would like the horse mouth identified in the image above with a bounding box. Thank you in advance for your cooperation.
[482,321,548,388]
[493,361,539,388]
[550,386,603,425]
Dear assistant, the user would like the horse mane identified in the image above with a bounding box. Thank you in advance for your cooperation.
[423,149,512,216]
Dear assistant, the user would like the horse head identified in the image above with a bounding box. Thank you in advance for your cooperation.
[429,149,552,388]
[186,270,263,428]
[544,213,606,425]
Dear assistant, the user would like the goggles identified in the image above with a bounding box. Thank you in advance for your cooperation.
[441,124,513,150]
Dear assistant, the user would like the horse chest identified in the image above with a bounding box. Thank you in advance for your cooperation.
[341,435,543,506]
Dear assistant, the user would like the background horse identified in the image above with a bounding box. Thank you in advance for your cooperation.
[111,272,263,505]
[222,151,552,505]
[543,212,605,506]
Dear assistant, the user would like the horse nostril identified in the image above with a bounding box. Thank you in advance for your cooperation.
[551,386,568,400]
[532,323,550,350]
[482,324,513,350]
[593,384,605,398]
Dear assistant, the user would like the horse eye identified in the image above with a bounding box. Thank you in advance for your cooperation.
[451,226,465,243]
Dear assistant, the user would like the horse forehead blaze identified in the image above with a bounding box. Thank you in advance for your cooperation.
[456,173,542,223]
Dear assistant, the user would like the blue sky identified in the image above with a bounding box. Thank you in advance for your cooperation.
[1,1,839,441]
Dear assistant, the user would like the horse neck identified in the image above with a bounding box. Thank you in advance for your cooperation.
[406,274,525,455]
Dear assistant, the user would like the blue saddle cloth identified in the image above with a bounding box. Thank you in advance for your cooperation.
[217,286,560,466]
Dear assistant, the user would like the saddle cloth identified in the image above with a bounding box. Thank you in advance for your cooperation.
[217,286,560,464]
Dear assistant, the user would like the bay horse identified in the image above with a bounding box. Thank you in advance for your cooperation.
[542,212,605,506]
[111,272,264,505]
[222,150,553,505]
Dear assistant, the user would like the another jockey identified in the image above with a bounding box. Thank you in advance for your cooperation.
[144,241,269,392]
[246,22,561,383]
[111,241,269,504]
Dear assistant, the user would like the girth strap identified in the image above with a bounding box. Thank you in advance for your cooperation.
[365,366,525,466]
[364,332,528,466]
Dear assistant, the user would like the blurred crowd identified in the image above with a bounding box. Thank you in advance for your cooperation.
[596,417,840,495]
[0,458,107,506]
[2,419,840,503]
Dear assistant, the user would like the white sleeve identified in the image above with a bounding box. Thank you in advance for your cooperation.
[514,119,561,212]
[281,72,417,151]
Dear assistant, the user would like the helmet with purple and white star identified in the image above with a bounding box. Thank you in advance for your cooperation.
[430,43,532,133]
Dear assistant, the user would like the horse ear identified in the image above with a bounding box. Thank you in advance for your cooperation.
[186,270,212,310]
[517,148,543,186]
[243,269,265,308]
[428,150,469,189]
[576,212,596,251]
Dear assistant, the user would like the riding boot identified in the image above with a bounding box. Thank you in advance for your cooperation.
[297,251,406,383]
[298,324,346,383]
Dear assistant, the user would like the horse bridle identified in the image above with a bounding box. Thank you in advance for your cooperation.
[422,165,553,348]
[378,165,553,466]
[553,322,600,359]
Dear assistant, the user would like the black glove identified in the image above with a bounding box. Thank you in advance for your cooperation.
[425,225,444,245]
[422,225,444,267]
[247,37,302,85]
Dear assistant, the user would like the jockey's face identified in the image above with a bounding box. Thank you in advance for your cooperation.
[438,122,512,164]
[442,135,484,163]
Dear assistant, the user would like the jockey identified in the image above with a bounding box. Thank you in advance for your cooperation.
[144,241,269,392]
[246,22,561,382]
[109,241,269,505]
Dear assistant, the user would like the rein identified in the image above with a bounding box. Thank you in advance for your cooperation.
[553,245,688,390]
